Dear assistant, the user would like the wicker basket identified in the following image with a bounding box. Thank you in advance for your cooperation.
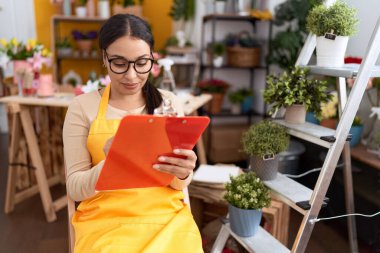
[227,46,261,67]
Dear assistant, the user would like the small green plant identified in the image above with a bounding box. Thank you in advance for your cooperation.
[224,172,271,210]
[242,120,290,157]
[76,0,87,6]
[352,116,362,126]
[169,0,195,21]
[212,42,226,56]
[228,88,253,104]
[263,67,333,120]
[306,0,358,36]
[56,37,71,49]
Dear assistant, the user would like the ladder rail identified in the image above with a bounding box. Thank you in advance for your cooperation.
[292,16,380,253]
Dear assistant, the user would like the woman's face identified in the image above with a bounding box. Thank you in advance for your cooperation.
[104,35,152,97]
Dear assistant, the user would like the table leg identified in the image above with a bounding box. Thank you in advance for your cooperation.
[4,109,21,213]
[19,106,57,222]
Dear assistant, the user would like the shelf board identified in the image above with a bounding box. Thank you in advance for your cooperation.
[223,224,290,253]
[264,173,328,215]
[57,55,100,60]
[203,14,260,22]
[52,15,108,23]
[206,110,263,118]
[201,64,267,70]
[302,64,380,78]
[273,119,337,148]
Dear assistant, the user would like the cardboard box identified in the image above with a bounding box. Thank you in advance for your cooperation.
[204,124,249,163]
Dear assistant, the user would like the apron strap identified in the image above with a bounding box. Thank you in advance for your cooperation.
[97,84,111,120]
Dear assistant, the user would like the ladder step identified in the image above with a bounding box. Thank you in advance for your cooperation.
[273,120,351,148]
[263,173,328,215]
[303,64,380,78]
[223,223,290,253]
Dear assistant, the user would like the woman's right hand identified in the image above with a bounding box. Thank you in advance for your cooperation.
[103,137,114,156]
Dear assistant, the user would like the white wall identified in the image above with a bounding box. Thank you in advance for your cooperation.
[0,0,36,77]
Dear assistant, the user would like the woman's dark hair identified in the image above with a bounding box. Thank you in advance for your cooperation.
[99,14,162,114]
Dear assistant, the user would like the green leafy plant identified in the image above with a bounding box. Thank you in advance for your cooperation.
[223,172,271,210]
[267,0,322,70]
[56,37,71,49]
[169,0,195,21]
[352,115,362,127]
[242,120,289,157]
[76,0,88,6]
[225,32,260,48]
[228,88,253,104]
[306,0,358,36]
[111,0,143,7]
[212,42,225,56]
[263,66,333,120]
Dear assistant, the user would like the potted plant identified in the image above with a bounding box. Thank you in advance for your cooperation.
[349,116,363,147]
[196,79,230,114]
[75,0,88,17]
[211,42,225,67]
[263,66,333,124]
[223,171,271,237]
[228,88,253,114]
[112,0,144,17]
[242,120,290,180]
[320,91,338,129]
[56,37,72,57]
[71,30,98,56]
[306,0,358,67]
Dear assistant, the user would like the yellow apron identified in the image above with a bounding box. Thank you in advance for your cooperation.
[72,85,203,253]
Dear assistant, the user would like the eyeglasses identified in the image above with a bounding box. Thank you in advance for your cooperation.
[104,50,154,74]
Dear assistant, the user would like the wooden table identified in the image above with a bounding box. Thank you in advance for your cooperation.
[351,144,380,171]
[0,92,212,222]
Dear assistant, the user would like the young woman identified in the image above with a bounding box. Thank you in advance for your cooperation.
[63,14,203,252]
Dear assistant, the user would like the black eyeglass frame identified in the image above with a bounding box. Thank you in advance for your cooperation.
[104,50,154,75]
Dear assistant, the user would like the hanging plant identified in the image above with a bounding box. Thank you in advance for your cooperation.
[169,0,195,21]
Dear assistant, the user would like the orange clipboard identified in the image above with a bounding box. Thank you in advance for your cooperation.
[95,115,210,191]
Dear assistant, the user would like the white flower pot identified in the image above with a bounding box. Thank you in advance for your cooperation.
[213,56,223,67]
[316,36,349,67]
[237,0,252,16]
[98,1,110,18]
[75,6,87,17]
[230,103,241,114]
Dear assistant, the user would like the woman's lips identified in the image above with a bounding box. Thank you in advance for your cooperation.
[121,82,138,89]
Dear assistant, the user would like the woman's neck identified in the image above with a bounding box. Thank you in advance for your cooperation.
[108,89,145,111]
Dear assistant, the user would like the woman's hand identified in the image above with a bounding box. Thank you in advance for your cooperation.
[103,137,114,156]
[153,149,197,179]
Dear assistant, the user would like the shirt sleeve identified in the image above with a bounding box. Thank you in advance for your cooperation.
[63,98,103,202]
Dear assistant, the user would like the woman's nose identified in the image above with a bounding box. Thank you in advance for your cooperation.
[123,64,138,79]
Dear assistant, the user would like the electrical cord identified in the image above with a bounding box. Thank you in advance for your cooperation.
[284,163,344,178]
[309,211,380,224]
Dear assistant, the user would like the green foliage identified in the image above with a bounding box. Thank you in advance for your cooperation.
[267,0,323,70]
[242,120,289,157]
[212,42,225,56]
[228,88,253,104]
[56,37,71,49]
[224,172,271,210]
[76,0,88,6]
[263,67,333,120]
[306,0,358,36]
[169,0,195,21]
[352,116,362,126]
[225,32,260,48]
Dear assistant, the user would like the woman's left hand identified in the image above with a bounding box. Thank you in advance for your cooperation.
[153,149,197,180]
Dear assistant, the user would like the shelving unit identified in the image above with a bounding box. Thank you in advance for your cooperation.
[199,14,272,116]
[51,15,107,82]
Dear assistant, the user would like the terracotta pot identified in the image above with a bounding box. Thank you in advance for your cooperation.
[76,40,93,54]
[320,118,337,129]
[206,93,225,114]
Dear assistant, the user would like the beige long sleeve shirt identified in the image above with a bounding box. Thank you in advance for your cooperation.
[63,89,193,201]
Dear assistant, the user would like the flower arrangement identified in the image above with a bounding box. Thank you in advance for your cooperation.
[0,38,51,71]
[320,91,338,120]
[196,79,230,94]
[223,172,271,210]
[71,30,98,40]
